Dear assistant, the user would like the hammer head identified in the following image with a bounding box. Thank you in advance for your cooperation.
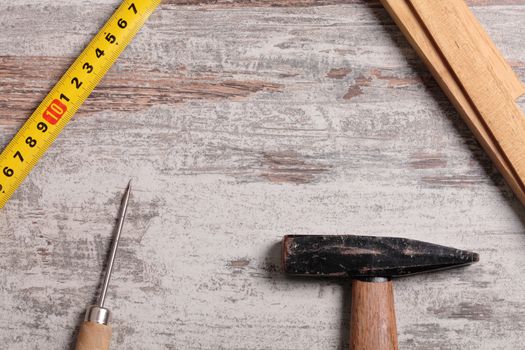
[282,235,478,278]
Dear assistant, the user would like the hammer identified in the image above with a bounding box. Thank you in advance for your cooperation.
[282,235,479,350]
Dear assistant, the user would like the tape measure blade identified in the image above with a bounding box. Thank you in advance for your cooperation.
[0,0,160,209]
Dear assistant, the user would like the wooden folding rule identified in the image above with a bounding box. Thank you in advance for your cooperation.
[380,0,525,204]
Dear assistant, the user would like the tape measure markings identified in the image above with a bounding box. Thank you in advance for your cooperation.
[0,0,160,208]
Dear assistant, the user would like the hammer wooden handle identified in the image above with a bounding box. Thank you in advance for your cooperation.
[75,322,112,350]
[350,279,398,350]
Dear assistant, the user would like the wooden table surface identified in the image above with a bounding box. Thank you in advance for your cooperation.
[1,1,525,349]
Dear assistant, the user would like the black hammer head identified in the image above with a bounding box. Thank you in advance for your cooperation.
[282,235,479,278]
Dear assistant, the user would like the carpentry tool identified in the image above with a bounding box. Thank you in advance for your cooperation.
[0,0,160,210]
[75,181,131,350]
[380,0,525,205]
[282,235,479,350]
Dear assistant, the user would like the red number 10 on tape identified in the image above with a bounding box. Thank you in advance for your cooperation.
[43,99,68,125]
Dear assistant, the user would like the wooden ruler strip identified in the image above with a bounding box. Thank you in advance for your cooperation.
[409,0,525,188]
[456,1,525,100]
[381,0,525,204]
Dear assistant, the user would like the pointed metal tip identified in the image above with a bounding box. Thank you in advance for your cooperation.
[122,180,132,203]
[97,182,132,308]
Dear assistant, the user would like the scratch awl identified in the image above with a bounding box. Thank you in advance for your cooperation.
[75,181,131,350]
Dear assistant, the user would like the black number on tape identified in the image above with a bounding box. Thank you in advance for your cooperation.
[71,77,83,89]
[128,3,137,14]
[105,33,116,44]
[96,48,105,58]
[3,167,14,177]
[83,62,94,74]
[13,151,24,162]
[37,122,48,133]
[25,137,37,148]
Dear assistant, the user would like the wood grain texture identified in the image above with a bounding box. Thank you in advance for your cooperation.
[350,280,397,350]
[380,0,525,208]
[75,322,112,350]
[0,1,524,350]
[407,0,525,205]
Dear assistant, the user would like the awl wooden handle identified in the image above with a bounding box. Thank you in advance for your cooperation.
[75,322,112,350]
[350,279,398,350]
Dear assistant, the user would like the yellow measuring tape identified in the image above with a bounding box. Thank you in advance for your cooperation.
[0,0,160,209]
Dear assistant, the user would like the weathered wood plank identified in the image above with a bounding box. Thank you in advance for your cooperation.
[0,1,524,349]
[4,0,524,8]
